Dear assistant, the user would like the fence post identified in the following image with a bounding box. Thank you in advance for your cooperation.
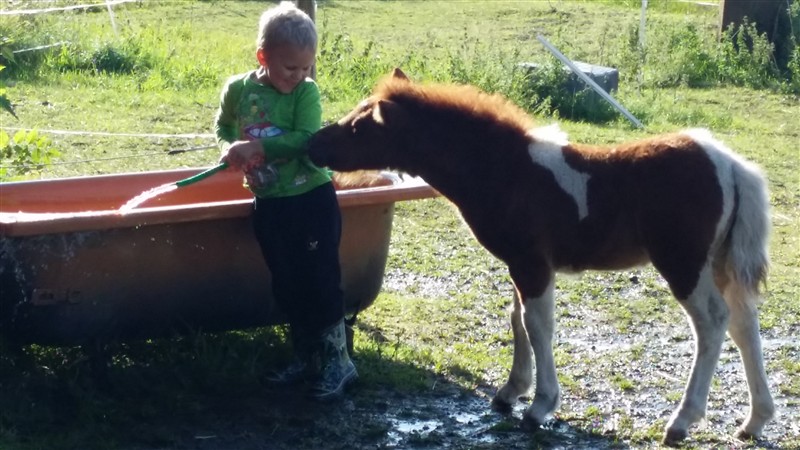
[295,0,317,80]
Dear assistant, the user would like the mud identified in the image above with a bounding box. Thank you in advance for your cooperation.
[147,381,627,450]
[131,323,797,449]
[4,271,796,449]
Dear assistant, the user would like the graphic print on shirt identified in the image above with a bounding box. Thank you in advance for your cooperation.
[242,93,285,140]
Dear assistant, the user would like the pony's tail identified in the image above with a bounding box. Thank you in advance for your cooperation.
[726,159,770,297]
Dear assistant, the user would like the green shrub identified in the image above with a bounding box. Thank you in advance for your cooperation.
[785,1,800,94]
[716,20,779,88]
[0,44,17,119]
[317,31,392,101]
[45,38,150,75]
[0,129,61,181]
[519,60,618,123]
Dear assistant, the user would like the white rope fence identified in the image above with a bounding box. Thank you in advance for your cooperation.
[2,127,215,139]
[0,0,137,16]
[0,127,217,169]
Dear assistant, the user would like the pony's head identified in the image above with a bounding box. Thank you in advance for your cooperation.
[308,69,413,172]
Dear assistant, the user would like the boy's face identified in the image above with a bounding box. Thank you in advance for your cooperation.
[257,44,315,94]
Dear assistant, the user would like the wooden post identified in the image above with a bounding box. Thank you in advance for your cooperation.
[719,0,792,70]
[296,0,315,24]
[295,0,317,80]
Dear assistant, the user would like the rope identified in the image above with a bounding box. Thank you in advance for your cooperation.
[12,42,70,54]
[0,145,217,170]
[2,127,215,139]
[0,0,136,16]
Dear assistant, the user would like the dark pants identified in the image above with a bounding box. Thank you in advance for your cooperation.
[252,182,344,337]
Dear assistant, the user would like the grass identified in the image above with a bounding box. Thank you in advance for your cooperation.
[1,0,799,449]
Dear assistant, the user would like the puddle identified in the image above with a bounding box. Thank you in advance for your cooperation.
[450,411,481,424]
[386,418,443,447]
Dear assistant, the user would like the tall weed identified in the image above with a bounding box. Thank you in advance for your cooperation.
[611,18,782,90]
[787,1,800,94]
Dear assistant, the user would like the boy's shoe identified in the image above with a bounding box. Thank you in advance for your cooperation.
[263,328,313,385]
[263,355,312,385]
[307,319,358,401]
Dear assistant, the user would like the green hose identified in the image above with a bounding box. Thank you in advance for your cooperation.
[174,162,229,187]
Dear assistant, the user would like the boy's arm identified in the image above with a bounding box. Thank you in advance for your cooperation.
[214,76,242,154]
[260,81,322,160]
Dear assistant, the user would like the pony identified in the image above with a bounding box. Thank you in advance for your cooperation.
[308,69,774,445]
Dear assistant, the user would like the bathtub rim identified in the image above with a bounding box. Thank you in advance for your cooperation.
[0,169,438,237]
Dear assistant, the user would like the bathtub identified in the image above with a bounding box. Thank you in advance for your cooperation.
[0,168,437,345]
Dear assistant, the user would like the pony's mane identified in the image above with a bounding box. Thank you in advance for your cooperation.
[374,76,535,132]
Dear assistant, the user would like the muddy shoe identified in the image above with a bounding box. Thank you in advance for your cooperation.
[263,355,313,385]
[263,328,315,386]
[308,320,358,401]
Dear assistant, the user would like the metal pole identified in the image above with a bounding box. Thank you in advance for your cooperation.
[536,35,645,129]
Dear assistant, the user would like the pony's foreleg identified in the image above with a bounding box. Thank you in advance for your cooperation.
[665,268,729,444]
[491,289,534,412]
[519,275,560,429]
[723,282,774,440]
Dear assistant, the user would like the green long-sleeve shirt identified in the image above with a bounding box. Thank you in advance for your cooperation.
[214,70,331,198]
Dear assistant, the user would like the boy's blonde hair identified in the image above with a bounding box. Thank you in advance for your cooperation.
[257,1,317,52]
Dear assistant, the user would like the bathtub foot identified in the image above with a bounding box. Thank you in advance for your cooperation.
[345,315,357,356]
[83,339,112,391]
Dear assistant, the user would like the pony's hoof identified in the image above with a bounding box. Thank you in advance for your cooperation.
[662,428,688,447]
[733,428,758,442]
[490,396,513,414]
[520,414,545,432]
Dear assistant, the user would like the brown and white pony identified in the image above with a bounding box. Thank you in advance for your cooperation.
[308,69,774,444]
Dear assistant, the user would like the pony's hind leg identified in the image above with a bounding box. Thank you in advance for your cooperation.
[722,280,774,440]
[664,266,730,445]
[491,290,534,412]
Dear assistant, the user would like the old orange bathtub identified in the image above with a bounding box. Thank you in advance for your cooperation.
[0,168,436,345]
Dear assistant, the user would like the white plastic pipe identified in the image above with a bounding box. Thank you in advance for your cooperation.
[536,34,645,129]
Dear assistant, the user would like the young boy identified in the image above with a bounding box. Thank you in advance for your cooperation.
[214,1,356,400]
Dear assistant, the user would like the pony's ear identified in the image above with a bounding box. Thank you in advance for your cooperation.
[392,68,410,82]
[373,99,402,126]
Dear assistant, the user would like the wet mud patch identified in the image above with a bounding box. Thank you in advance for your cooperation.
[159,381,633,450]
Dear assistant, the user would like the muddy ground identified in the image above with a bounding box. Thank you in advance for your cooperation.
[117,271,798,450]
[123,377,632,450]
[124,362,796,450]
[4,272,796,449]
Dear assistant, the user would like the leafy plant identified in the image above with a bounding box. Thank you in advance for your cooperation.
[0,38,17,119]
[715,19,779,88]
[519,59,618,123]
[785,1,800,94]
[0,129,61,180]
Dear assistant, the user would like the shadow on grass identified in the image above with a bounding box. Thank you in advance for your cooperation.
[0,327,629,450]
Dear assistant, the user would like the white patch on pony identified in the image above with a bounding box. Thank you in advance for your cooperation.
[372,102,385,124]
[529,124,569,146]
[680,128,770,291]
[527,125,590,220]
[680,129,737,248]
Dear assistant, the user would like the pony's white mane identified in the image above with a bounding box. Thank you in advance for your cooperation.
[527,124,569,146]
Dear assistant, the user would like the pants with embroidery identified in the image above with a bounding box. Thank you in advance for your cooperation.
[252,182,344,336]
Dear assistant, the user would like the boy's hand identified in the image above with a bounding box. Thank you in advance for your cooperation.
[220,140,265,170]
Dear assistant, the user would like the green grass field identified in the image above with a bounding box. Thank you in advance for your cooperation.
[1,1,798,449]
